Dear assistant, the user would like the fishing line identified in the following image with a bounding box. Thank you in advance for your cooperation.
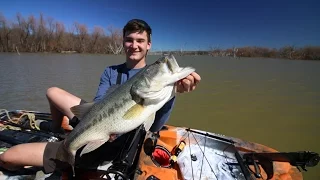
[199,132,207,180]
[187,131,195,180]
[190,131,218,179]
[222,144,238,179]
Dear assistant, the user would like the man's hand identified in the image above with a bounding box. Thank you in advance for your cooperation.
[176,72,201,93]
[109,134,119,142]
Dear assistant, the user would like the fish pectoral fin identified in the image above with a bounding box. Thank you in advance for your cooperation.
[135,89,163,100]
[123,104,145,120]
[70,102,95,119]
[143,113,155,131]
[80,139,108,157]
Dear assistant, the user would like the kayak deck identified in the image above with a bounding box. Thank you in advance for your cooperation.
[135,125,304,180]
[0,110,318,180]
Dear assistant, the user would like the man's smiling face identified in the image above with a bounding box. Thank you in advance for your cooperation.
[123,30,151,62]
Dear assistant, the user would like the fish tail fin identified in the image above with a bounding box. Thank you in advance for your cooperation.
[55,141,75,168]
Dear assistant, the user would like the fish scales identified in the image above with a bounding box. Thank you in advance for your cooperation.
[66,69,147,150]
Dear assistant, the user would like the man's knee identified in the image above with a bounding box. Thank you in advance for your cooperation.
[46,87,61,99]
[0,152,22,171]
[0,142,50,171]
[0,145,29,169]
[0,143,47,166]
[0,151,12,164]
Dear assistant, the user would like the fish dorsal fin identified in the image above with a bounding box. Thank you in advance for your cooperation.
[80,139,108,157]
[105,85,120,96]
[70,102,95,119]
[123,103,145,120]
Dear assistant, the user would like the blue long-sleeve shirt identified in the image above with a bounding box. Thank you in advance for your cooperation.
[93,63,175,132]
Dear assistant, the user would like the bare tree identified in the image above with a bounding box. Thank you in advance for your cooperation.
[64,25,76,51]
[15,13,31,51]
[35,13,47,52]
[54,21,65,52]
[107,25,123,55]
[0,13,12,52]
[90,26,104,53]
[45,16,55,51]
[28,15,37,52]
[74,22,89,53]
[279,45,295,59]
[209,45,222,57]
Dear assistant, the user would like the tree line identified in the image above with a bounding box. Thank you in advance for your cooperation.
[1,12,319,60]
[208,46,320,60]
[0,12,123,54]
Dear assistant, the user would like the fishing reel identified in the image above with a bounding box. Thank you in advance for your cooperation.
[143,131,160,156]
[104,162,130,180]
[104,125,148,180]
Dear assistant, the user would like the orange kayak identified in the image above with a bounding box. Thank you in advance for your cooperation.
[134,125,316,180]
[0,110,318,180]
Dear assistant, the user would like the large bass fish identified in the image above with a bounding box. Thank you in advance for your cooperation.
[56,54,196,174]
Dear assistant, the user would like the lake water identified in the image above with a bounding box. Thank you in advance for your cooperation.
[0,53,319,179]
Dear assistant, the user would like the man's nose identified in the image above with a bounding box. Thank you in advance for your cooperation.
[132,41,138,48]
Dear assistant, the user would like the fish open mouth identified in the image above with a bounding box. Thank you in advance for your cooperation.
[165,54,180,74]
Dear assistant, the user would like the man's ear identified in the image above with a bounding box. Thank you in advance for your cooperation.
[147,41,152,50]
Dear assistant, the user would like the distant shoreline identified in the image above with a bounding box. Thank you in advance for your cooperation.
[1,12,319,61]
[1,51,319,61]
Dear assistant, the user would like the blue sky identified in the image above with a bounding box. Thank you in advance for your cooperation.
[1,0,319,51]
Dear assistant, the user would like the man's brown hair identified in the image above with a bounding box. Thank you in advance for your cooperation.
[123,19,152,42]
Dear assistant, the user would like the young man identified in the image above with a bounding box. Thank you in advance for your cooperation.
[43,19,200,134]
[0,19,201,173]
